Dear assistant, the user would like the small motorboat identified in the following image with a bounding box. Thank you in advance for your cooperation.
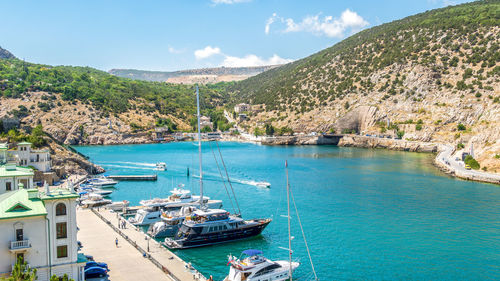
[107,200,130,212]
[255,181,271,188]
[155,162,167,171]
[78,185,113,197]
[224,250,299,281]
[86,176,118,188]
[79,193,112,208]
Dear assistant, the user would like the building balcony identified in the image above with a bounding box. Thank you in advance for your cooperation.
[9,240,31,251]
[12,263,31,271]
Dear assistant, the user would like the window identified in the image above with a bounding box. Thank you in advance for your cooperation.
[6,182,12,191]
[57,245,68,258]
[16,253,24,263]
[56,203,67,216]
[16,229,23,241]
[56,222,67,239]
[254,264,282,277]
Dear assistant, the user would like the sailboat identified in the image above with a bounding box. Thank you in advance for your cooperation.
[163,85,271,249]
[223,161,317,281]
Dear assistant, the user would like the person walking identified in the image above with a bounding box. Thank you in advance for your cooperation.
[115,237,119,247]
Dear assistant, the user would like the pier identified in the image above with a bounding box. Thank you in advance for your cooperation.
[77,208,206,281]
[107,174,158,181]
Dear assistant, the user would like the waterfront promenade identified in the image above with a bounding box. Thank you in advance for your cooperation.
[77,208,206,281]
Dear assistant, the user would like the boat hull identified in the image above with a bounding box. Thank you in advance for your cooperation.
[164,219,271,249]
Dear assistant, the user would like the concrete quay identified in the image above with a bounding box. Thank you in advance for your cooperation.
[77,208,207,281]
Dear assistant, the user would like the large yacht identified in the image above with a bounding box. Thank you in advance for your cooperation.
[147,205,197,238]
[163,209,271,249]
[86,176,118,188]
[224,250,299,281]
[128,187,222,226]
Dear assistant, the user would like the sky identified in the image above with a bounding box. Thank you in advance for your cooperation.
[1,0,473,72]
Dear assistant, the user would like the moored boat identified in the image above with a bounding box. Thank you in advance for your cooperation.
[224,250,299,281]
[86,176,118,188]
[79,193,112,208]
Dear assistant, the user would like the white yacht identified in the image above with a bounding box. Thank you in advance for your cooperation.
[78,185,113,197]
[256,181,271,188]
[224,250,299,281]
[128,188,222,226]
[86,176,118,188]
[79,193,112,208]
[155,162,167,171]
[107,200,130,212]
[147,206,197,238]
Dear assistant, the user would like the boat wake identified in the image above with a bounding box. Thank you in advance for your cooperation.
[100,164,156,171]
[192,173,270,188]
[105,161,157,167]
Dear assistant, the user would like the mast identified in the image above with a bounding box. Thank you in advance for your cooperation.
[285,160,292,280]
[196,85,204,208]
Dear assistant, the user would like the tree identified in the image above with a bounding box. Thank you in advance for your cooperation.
[396,130,405,139]
[265,124,275,136]
[2,256,37,281]
[457,123,466,131]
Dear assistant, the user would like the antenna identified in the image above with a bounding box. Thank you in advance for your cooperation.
[196,85,204,209]
[285,160,292,280]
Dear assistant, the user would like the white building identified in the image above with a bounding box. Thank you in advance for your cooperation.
[0,142,52,173]
[0,164,34,192]
[0,185,85,280]
[234,103,250,113]
[15,142,52,173]
[199,116,213,130]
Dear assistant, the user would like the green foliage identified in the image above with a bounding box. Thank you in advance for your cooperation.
[396,130,405,139]
[276,126,294,136]
[457,123,466,131]
[253,127,264,136]
[50,274,73,281]
[494,154,500,159]
[264,123,275,136]
[457,143,465,149]
[155,118,177,132]
[416,124,423,131]
[464,155,480,170]
[0,125,46,148]
[2,256,37,281]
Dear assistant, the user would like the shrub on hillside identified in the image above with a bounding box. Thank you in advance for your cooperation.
[464,155,480,170]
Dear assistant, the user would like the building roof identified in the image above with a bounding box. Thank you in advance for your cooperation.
[0,143,7,150]
[0,189,47,220]
[0,165,34,178]
[17,142,32,146]
[39,189,79,200]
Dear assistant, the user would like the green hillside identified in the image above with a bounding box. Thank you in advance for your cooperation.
[229,0,500,112]
[0,56,229,124]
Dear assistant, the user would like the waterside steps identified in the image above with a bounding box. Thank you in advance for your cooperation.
[107,175,158,181]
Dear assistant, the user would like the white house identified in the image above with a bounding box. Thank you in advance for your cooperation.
[199,116,213,130]
[15,142,52,173]
[234,103,250,113]
[0,185,85,280]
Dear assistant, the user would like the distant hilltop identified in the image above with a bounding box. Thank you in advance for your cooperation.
[0,46,16,59]
[108,65,281,84]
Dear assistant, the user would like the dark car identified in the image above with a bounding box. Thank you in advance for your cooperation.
[85,261,109,271]
[84,266,107,279]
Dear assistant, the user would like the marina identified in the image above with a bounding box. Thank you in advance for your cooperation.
[74,142,500,281]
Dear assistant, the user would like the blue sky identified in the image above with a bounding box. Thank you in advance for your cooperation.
[1,0,472,71]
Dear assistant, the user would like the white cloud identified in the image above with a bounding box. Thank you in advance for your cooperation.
[211,0,251,4]
[194,46,222,59]
[168,46,184,54]
[223,54,292,67]
[265,9,369,38]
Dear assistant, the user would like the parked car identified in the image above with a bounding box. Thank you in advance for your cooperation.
[465,164,471,170]
[84,267,107,279]
[85,261,109,271]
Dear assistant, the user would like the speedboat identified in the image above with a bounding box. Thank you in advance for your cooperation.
[147,206,197,238]
[79,193,112,208]
[255,181,271,188]
[163,209,271,249]
[86,176,118,188]
[107,200,130,212]
[78,185,113,197]
[224,250,299,281]
[128,187,223,226]
[155,162,167,171]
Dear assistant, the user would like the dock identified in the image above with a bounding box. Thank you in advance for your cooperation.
[77,208,206,281]
[107,174,158,181]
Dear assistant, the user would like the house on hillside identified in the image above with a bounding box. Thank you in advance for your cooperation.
[234,103,251,113]
[199,116,213,130]
[0,185,86,280]
[10,142,52,173]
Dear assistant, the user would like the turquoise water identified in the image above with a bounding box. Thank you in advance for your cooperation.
[74,142,500,281]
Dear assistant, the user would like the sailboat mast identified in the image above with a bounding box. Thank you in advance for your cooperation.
[285,160,292,280]
[196,85,204,207]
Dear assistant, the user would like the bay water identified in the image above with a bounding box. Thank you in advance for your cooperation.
[74,142,500,280]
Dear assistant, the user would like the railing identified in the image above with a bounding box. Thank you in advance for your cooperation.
[10,240,31,250]
[12,263,31,271]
